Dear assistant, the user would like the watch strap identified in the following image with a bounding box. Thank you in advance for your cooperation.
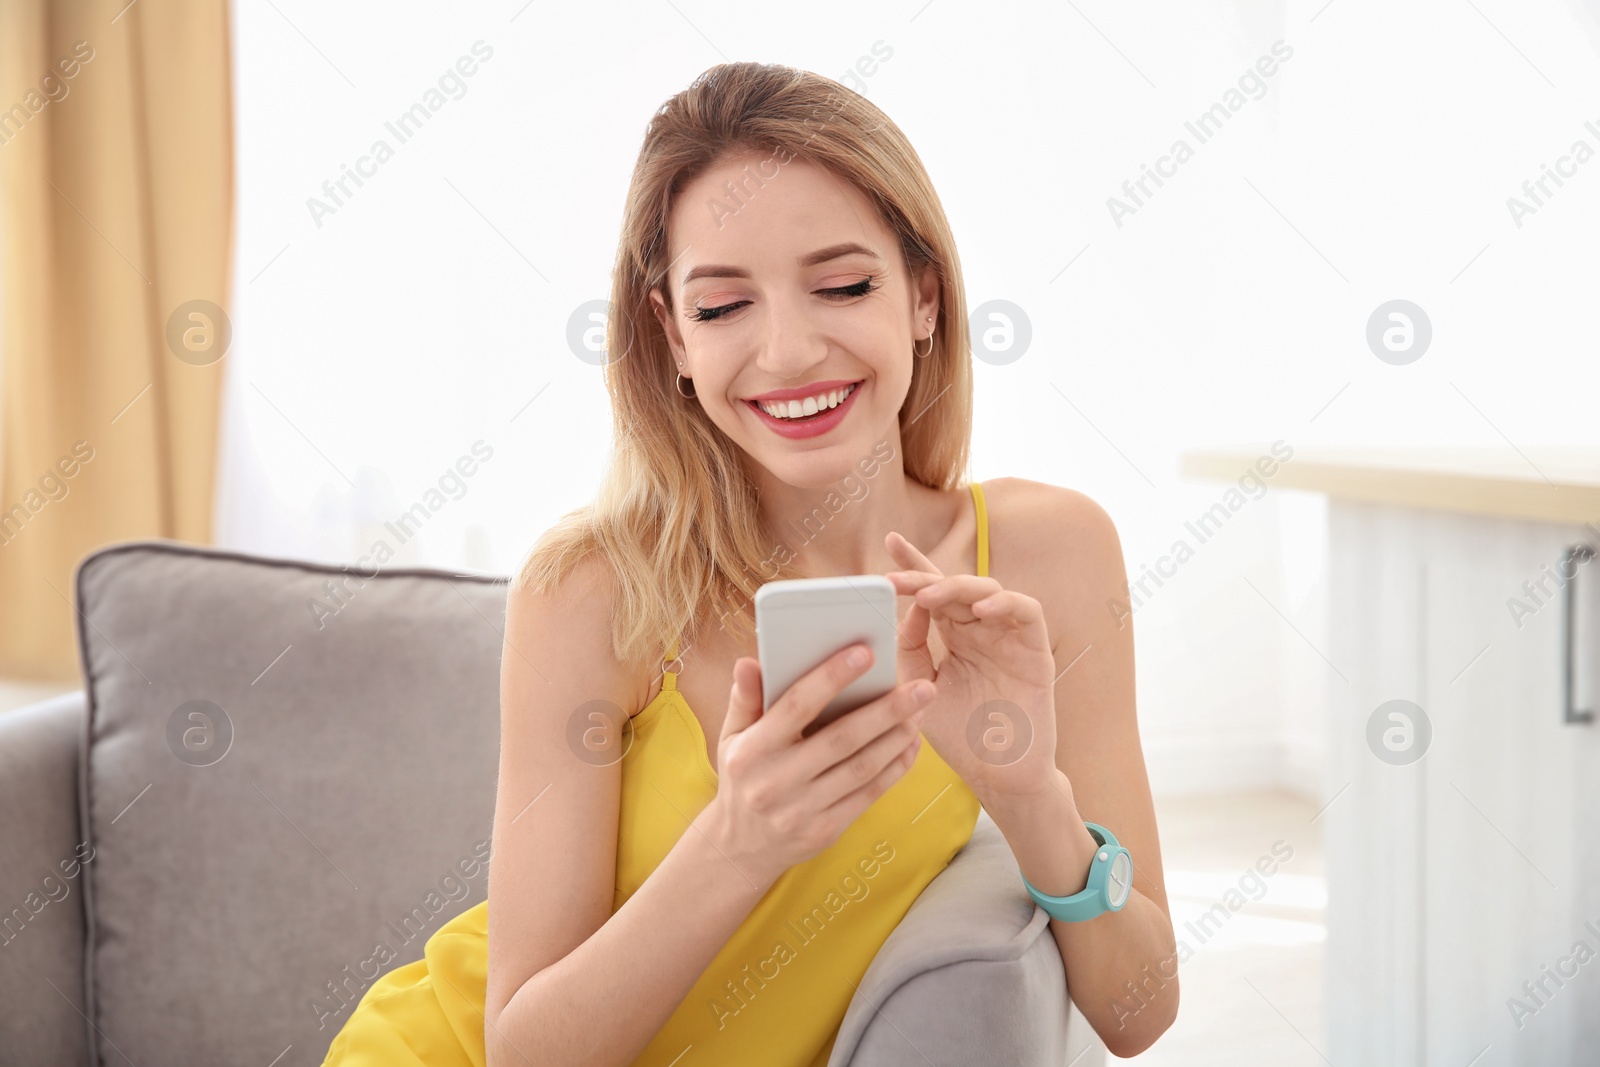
[1022,821,1126,923]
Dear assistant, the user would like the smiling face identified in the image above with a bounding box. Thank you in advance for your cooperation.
[650,151,939,490]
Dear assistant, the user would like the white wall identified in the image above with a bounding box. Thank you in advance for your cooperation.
[220,0,1600,798]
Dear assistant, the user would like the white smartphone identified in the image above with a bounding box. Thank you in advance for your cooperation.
[754,574,899,737]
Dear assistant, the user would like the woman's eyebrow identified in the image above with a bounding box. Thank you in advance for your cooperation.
[680,242,882,286]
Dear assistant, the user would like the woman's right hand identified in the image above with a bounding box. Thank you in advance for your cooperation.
[700,643,936,887]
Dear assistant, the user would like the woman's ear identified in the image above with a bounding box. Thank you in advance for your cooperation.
[912,263,939,331]
[649,287,687,365]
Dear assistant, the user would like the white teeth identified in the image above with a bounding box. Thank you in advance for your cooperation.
[757,382,857,419]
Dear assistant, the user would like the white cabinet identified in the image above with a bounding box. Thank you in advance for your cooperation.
[1182,446,1600,1066]
[1324,503,1600,1066]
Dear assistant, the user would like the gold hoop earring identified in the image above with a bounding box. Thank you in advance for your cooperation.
[675,370,696,399]
[916,318,936,359]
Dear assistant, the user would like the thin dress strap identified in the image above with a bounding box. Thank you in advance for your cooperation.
[969,481,989,577]
[660,637,681,691]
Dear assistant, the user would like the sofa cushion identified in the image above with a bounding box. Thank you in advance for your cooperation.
[829,809,1106,1067]
[72,540,506,1066]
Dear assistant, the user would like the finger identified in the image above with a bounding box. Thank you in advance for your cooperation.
[814,713,924,811]
[721,657,765,738]
[763,641,876,740]
[914,574,1006,621]
[896,594,936,684]
[885,530,944,576]
[818,728,923,824]
[970,589,1047,628]
[808,682,931,806]
[884,568,941,597]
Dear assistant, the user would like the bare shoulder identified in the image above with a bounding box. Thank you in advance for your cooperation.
[980,477,1124,605]
[503,550,642,712]
[982,476,1118,534]
[510,547,618,615]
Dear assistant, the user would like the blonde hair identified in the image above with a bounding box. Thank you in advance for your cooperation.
[515,61,973,673]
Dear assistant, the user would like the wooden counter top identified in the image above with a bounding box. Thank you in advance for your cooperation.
[1180,446,1600,526]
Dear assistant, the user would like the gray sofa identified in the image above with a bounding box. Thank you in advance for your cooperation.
[0,540,1106,1066]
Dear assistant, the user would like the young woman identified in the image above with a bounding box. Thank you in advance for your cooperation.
[323,61,1177,1066]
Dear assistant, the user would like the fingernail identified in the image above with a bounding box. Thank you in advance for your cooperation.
[847,646,870,668]
[913,681,935,704]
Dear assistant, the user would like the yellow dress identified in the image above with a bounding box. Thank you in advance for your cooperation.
[322,483,991,1067]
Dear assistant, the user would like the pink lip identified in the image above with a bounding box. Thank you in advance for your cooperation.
[745,381,863,440]
[744,378,862,403]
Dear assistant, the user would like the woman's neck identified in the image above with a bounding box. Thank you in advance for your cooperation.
[751,459,949,578]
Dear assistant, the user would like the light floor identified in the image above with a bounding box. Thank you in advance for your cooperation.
[1122,789,1327,1064]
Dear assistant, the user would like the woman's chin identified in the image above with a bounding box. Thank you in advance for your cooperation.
[742,423,896,488]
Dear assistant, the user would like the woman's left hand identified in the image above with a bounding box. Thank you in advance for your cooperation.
[884,530,1062,805]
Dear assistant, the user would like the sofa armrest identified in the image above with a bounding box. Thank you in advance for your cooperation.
[0,690,91,1067]
[830,809,1107,1067]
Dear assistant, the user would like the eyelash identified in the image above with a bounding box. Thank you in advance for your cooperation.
[689,275,882,323]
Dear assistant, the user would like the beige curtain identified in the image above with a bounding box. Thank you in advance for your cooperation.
[0,0,232,679]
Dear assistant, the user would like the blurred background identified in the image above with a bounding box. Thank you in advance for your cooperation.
[2,0,1597,1063]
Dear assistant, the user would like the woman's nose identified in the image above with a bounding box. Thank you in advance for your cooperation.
[753,302,828,381]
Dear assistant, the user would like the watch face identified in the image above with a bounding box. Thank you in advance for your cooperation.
[1107,852,1133,909]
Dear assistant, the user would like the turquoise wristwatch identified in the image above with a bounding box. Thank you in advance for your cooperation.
[1022,822,1133,922]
